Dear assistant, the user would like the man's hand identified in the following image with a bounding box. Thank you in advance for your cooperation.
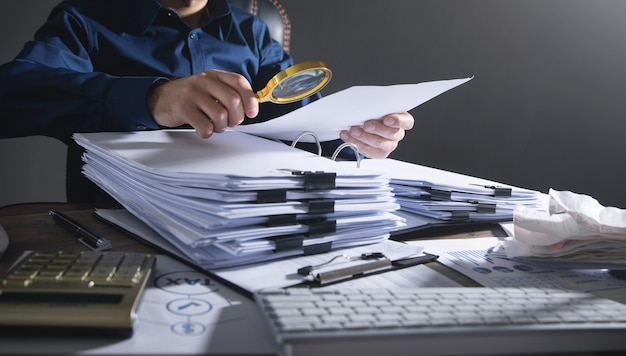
[147,70,259,138]
[340,112,415,158]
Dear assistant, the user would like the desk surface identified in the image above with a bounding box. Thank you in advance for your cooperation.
[0,203,510,355]
[0,204,279,355]
[0,203,505,283]
[0,204,619,356]
[0,203,155,274]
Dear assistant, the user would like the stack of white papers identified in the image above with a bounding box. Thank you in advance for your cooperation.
[500,189,626,266]
[74,130,404,268]
[74,77,478,268]
[350,158,545,224]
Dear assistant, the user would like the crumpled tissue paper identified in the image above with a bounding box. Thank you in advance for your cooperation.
[499,188,626,265]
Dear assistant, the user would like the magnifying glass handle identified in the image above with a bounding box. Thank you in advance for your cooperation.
[255,88,272,103]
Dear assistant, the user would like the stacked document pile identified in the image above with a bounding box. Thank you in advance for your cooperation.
[231,76,493,229]
[356,159,545,225]
[74,130,404,269]
[499,189,626,266]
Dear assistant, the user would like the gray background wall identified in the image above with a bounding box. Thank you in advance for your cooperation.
[2,0,626,208]
[0,1,67,207]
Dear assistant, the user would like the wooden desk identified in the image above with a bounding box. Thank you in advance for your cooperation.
[0,203,156,274]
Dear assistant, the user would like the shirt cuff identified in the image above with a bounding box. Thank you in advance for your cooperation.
[106,77,166,131]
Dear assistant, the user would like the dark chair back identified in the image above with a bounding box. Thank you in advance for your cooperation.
[229,0,291,52]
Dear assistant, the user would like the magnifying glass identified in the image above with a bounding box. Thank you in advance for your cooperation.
[256,61,332,104]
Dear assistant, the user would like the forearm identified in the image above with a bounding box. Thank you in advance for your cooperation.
[0,61,159,144]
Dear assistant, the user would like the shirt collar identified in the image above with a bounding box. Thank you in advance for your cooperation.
[135,0,232,32]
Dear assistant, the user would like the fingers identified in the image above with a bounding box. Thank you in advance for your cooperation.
[339,112,415,159]
[147,70,259,138]
[383,112,415,130]
[206,70,259,123]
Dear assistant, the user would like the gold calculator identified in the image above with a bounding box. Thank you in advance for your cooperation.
[0,250,156,336]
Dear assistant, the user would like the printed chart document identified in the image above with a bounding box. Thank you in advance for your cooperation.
[410,237,626,303]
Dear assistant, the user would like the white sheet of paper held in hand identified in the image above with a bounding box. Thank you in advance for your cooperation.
[235,77,473,142]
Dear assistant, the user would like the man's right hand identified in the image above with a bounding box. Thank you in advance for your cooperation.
[147,69,259,138]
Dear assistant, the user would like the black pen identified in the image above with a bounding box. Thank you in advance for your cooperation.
[391,252,439,268]
[48,210,112,250]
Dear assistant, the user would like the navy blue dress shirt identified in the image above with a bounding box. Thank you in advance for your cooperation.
[0,0,318,145]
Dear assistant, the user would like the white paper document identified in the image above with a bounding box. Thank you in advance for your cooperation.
[235,77,473,142]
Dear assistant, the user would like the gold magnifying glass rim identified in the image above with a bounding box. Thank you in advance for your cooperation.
[256,61,332,104]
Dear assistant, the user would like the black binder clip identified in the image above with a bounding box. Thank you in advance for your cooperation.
[282,170,336,191]
[467,200,497,213]
[277,169,337,190]
[430,188,452,201]
[301,218,336,235]
[266,214,297,227]
[272,235,304,252]
[477,202,497,213]
[450,210,471,221]
[303,241,333,255]
[471,184,512,197]
[307,199,335,214]
[489,186,512,197]
[256,189,287,204]
[303,171,336,191]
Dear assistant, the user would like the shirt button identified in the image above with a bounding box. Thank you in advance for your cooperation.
[189,33,197,40]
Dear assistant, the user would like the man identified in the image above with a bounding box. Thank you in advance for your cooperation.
[0,0,413,168]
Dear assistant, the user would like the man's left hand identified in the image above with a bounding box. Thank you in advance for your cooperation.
[339,112,415,158]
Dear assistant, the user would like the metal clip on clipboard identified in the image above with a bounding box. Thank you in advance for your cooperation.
[297,252,439,286]
[299,252,391,285]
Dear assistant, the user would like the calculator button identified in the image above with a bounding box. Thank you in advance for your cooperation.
[2,276,32,287]
[1,251,153,289]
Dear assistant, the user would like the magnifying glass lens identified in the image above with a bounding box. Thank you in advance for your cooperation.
[256,61,332,104]
[273,69,327,98]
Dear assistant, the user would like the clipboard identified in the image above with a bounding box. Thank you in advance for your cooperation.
[296,251,440,287]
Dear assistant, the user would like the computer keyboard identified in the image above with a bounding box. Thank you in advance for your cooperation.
[0,250,155,336]
[254,287,626,356]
